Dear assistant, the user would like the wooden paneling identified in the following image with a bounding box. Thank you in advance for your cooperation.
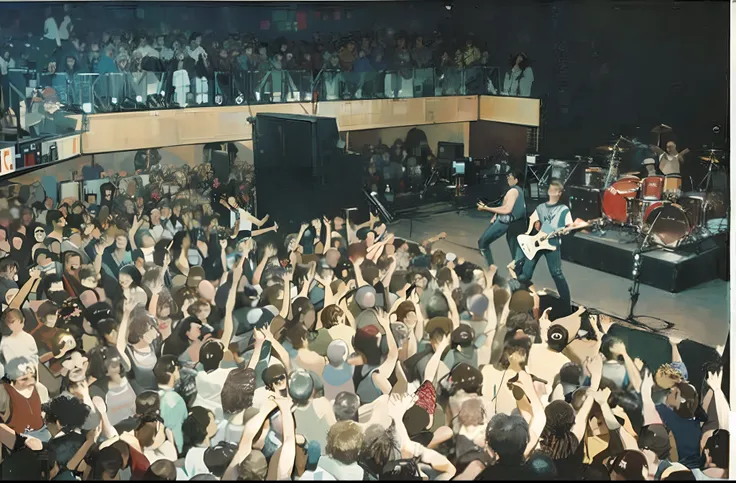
[478,96,541,127]
[80,96,530,154]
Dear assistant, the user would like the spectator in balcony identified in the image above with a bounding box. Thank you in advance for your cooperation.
[412,36,432,69]
[338,40,357,72]
[95,45,118,76]
[503,52,534,98]
[300,50,316,75]
[155,35,174,63]
[353,50,375,99]
[42,7,62,61]
[0,49,16,76]
[134,36,159,60]
[58,7,73,44]
[323,55,345,101]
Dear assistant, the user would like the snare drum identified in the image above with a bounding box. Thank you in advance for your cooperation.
[602,176,640,223]
[644,201,692,247]
[663,174,682,198]
[641,176,664,201]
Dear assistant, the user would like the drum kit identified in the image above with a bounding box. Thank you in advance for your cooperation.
[598,141,727,248]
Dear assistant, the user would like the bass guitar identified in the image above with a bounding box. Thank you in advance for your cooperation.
[517,219,600,260]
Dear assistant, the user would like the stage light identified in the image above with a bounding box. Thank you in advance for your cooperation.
[445,1,453,10]
[632,268,638,276]
[111,97,118,105]
[634,253,640,261]
[214,94,223,106]
[135,95,143,103]
[82,103,92,114]
[235,92,245,105]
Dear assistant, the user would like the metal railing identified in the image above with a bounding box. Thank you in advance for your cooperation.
[2,65,539,114]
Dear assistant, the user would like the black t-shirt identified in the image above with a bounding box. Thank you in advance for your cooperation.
[475,462,531,481]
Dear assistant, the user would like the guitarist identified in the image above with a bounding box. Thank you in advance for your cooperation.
[517,180,573,310]
[476,170,527,269]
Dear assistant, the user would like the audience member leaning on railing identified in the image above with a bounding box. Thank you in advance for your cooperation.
[0,27,534,112]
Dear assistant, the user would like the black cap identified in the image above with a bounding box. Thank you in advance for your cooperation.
[451,324,475,347]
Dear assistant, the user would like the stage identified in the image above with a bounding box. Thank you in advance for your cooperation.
[389,207,729,349]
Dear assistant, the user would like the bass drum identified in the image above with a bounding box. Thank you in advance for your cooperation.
[602,176,640,223]
[643,202,692,248]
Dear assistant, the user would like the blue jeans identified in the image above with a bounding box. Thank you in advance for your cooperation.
[517,245,571,309]
[478,221,510,266]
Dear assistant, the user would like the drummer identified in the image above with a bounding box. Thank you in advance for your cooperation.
[656,141,690,176]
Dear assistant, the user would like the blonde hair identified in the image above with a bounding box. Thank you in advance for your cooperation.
[326,421,364,465]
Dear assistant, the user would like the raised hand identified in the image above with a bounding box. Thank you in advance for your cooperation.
[585,353,604,379]
[299,222,309,233]
[387,392,418,416]
[706,369,723,391]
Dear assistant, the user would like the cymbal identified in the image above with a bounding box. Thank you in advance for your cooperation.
[651,124,673,134]
[699,156,723,164]
[596,144,630,153]
[700,148,725,155]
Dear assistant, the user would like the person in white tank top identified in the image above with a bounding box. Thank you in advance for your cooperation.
[656,141,690,176]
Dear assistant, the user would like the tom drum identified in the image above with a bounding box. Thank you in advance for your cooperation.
[641,176,665,201]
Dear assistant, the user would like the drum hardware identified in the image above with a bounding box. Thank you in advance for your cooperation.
[625,208,675,332]
[697,148,726,192]
[650,123,673,147]
[583,167,604,189]
[599,136,633,188]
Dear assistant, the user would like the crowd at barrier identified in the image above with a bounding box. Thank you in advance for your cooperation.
[0,8,536,116]
[0,126,727,481]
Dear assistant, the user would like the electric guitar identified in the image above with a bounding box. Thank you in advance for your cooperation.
[517,219,600,260]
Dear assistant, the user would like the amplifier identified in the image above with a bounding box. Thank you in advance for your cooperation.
[568,185,602,221]
[17,138,42,169]
[437,141,464,161]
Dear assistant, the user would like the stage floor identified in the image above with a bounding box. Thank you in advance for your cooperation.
[389,209,729,349]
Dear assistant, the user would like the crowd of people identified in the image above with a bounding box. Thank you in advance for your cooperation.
[0,133,728,481]
[0,5,535,111]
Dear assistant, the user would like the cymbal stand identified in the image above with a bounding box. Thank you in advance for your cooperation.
[698,156,718,192]
[602,137,625,188]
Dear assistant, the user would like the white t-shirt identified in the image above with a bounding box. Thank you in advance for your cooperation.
[0,332,39,366]
[43,17,59,43]
[193,367,234,421]
[58,16,72,40]
[184,447,209,479]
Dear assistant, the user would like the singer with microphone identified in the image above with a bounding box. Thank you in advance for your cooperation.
[477,170,527,269]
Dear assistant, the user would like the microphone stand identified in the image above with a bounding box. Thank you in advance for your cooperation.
[311,68,326,115]
[626,209,674,331]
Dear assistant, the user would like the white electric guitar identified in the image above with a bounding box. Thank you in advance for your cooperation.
[517,219,598,260]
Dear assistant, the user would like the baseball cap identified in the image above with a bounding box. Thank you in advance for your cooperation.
[609,450,649,480]
[451,324,475,347]
[5,356,36,380]
[425,317,453,336]
[187,266,206,288]
[660,463,694,481]
[288,369,314,402]
[638,424,671,460]
[467,294,489,316]
[355,285,377,310]
[450,362,483,392]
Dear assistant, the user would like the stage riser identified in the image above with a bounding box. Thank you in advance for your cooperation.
[560,233,724,293]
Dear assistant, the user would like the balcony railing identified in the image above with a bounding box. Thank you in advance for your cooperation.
[3,65,539,115]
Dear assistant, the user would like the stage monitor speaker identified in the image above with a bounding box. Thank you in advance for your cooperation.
[210,150,231,183]
[255,113,339,178]
[437,141,464,161]
[568,186,602,221]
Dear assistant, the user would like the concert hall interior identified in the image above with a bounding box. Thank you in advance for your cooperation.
[0,0,731,481]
